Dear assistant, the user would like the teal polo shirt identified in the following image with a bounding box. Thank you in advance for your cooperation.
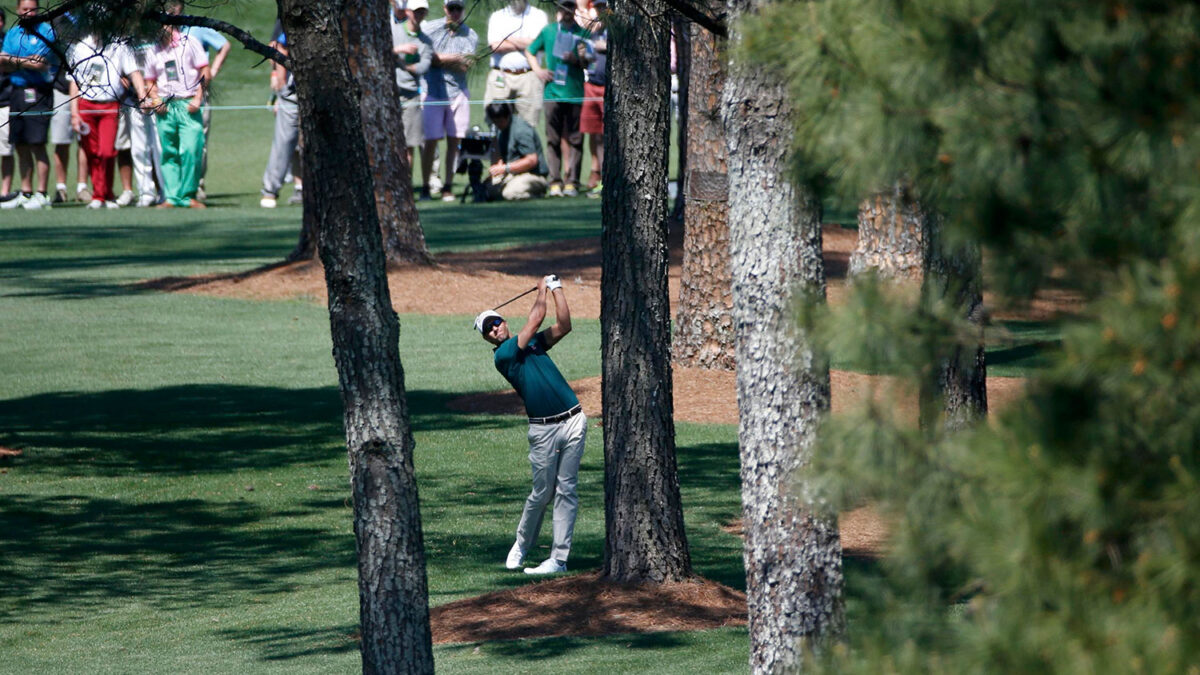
[493,331,579,418]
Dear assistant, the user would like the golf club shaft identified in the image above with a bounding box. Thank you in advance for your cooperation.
[493,286,538,310]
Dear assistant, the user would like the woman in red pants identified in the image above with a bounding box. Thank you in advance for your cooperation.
[68,34,147,209]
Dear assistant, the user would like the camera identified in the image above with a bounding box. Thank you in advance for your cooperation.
[456,126,496,203]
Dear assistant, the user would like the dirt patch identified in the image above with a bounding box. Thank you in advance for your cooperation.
[447,367,1027,427]
[430,572,745,644]
[722,505,891,558]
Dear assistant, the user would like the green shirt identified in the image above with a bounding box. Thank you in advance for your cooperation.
[493,332,579,418]
[499,116,549,176]
[528,22,590,102]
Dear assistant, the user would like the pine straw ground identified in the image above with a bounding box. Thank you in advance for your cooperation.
[145,224,1077,644]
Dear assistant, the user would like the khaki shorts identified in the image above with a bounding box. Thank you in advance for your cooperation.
[0,107,11,156]
[400,92,422,148]
[50,89,76,145]
[115,106,132,151]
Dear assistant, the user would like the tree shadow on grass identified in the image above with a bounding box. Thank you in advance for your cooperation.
[0,492,355,626]
[675,440,746,590]
[215,624,361,661]
[0,220,299,299]
[0,385,526,477]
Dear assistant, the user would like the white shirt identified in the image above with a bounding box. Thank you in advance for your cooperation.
[68,37,139,102]
[487,4,548,71]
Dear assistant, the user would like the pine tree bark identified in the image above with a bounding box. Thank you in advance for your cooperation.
[344,0,432,264]
[671,13,733,370]
[922,216,988,431]
[600,0,692,584]
[278,1,433,672]
[849,183,926,281]
[724,0,844,668]
[851,186,988,430]
[289,164,319,261]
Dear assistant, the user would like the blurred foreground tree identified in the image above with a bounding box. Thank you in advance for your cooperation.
[746,0,1200,670]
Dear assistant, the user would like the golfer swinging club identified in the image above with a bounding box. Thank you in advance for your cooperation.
[474,273,585,575]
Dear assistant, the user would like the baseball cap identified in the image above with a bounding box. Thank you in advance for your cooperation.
[474,310,504,335]
[445,0,465,7]
[406,0,429,9]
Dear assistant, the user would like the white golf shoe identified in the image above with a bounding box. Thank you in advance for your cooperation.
[523,558,567,575]
[505,542,526,570]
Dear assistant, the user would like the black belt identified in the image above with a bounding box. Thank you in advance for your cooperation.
[528,404,582,425]
[499,68,531,75]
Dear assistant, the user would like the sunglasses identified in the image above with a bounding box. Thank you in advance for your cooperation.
[446,4,464,10]
[484,317,503,333]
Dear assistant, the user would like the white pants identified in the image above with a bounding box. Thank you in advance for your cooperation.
[515,412,587,563]
[120,107,161,201]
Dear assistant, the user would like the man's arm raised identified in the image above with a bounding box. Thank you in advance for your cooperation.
[542,275,571,347]
[516,276,549,349]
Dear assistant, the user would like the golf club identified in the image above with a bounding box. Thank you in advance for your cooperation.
[492,286,537,310]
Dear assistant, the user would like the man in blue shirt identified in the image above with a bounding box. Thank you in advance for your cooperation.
[0,0,57,209]
[475,273,586,575]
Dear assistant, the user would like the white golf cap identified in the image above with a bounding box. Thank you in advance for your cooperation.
[473,310,504,335]
[406,0,429,9]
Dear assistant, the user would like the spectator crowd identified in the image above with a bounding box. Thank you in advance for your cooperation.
[0,0,607,211]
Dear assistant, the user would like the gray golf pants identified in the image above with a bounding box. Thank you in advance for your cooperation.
[262,96,299,197]
[516,412,587,563]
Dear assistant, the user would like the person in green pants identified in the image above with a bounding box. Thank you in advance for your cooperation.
[144,25,210,208]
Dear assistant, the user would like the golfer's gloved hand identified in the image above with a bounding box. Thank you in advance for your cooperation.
[544,274,562,291]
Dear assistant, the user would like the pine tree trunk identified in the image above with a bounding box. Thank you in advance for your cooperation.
[344,0,431,265]
[849,183,925,281]
[278,2,434,672]
[850,185,988,431]
[670,14,689,224]
[922,216,988,431]
[724,0,844,668]
[600,0,692,584]
[671,15,733,370]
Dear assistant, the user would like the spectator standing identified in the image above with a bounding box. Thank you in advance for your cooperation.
[420,0,477,202]
[48,40,75,204]
[145,25,210,209]
[0,0,58,210]
[0,11,13,201]
[525,0,590,197]
[68,34,146,208]
[485,101,548,200]
[115,41,163,207]
[579,0,606,195]
[390,0,432,176]
[169,0,230,201]
[483,0,547,131]
[259,33,300,208]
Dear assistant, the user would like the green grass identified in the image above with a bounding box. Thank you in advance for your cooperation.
[0,189,751,672]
